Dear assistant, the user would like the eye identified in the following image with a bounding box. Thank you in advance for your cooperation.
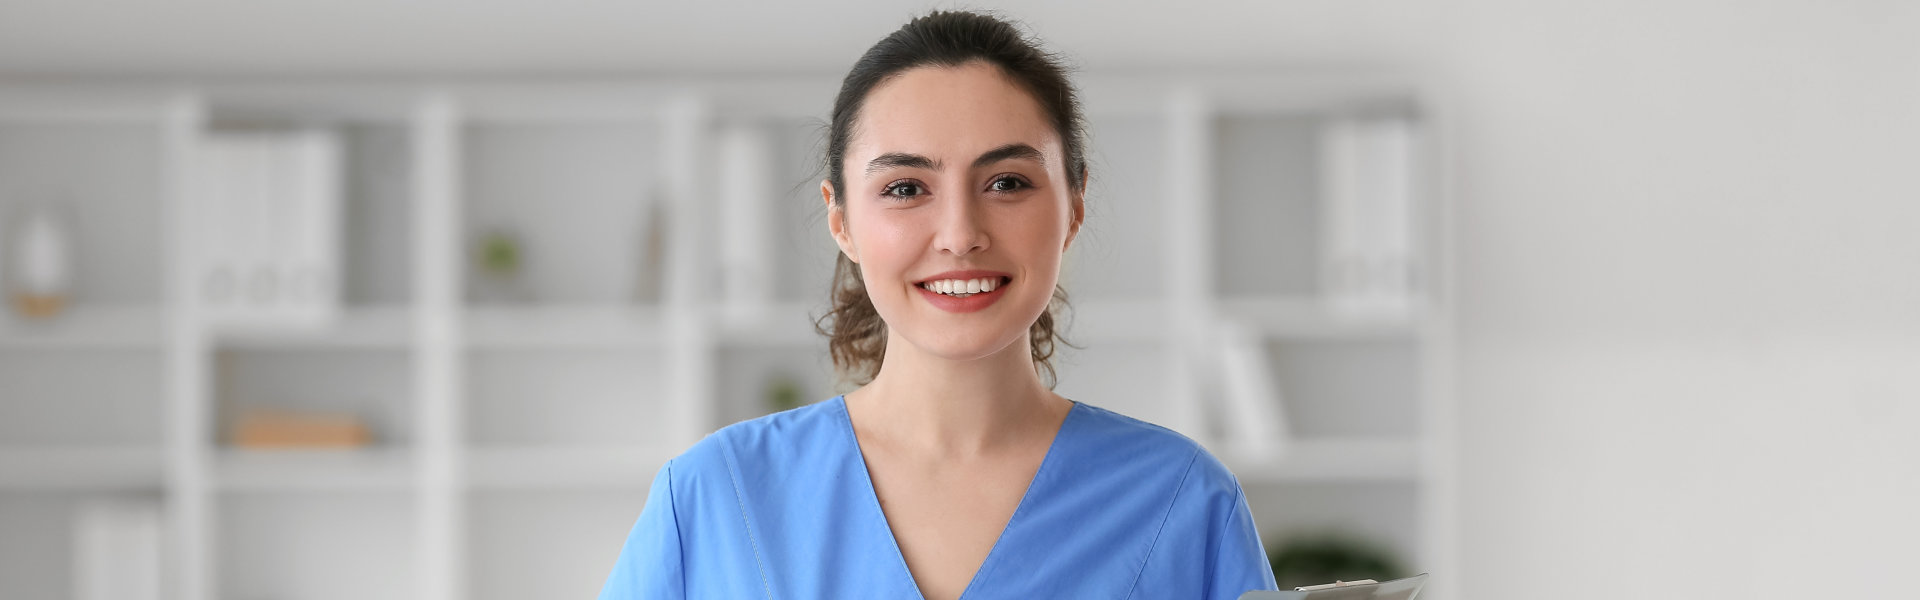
[987,175,1029,193]
[882,180,924,199]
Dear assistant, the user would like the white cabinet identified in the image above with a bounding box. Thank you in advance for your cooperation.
[0,74,1454,600]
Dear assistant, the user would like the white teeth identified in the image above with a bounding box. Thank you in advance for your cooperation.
[922,277,1005,296]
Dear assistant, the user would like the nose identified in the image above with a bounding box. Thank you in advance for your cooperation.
[934,193,989,256]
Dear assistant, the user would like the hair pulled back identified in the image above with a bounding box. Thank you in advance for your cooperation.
[815,10,1088,387]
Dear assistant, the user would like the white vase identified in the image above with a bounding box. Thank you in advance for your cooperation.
[7,201,75,319]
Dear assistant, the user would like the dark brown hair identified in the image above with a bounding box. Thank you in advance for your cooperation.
[814,10,1087,387]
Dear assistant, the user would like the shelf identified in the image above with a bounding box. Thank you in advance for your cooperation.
[459,119,663,307]
[0,78,1447,600]
[0,119,168,308]
[1216,295,1420,339]
[1059,299,1171,343]
[211,306,413,349]
[464,305,669,349]
[0,306,164,350]
[711,297,1400,344]
[0,305,430,351]
[219,491,416,600]
[0,446,163,490]
[0,88,180,122]
[466,446,677,490]
[1223,437,1421,484]
[213,448,414,492]
[715,301,824,347]
[715,298,1176,347]
[466,487,649,600]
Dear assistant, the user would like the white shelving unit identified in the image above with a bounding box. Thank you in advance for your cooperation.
[0,73,1455,600]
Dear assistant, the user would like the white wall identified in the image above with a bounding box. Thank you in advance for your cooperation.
[1443,1,1920,597]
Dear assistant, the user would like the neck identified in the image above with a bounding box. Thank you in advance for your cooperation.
[846,330,1070,457]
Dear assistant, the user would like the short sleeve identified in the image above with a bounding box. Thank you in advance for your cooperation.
[1208,489,1279,599]
[1126,451,1281,600]
[598,460,685,600]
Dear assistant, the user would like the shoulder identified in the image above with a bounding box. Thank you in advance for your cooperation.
[1069,401,1236,479]
[1062,401,1244,495]
[665,396,850,488]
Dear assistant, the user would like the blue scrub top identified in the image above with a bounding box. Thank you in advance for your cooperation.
[598,395,1279,599]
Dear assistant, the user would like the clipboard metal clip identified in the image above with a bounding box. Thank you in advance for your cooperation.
[1294,579,1380,591]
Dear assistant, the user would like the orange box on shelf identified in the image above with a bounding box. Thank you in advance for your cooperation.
[229,411,371,449]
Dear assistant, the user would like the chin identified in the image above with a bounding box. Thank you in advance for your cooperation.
[903,327,1029,364]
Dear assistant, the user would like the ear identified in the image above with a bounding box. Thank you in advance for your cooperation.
[824,180,858,263]
[1063,169,1087,252]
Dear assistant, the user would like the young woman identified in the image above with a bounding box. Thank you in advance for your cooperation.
[599,11,1277,600]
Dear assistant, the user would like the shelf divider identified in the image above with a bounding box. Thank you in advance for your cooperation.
[1163,86,1218,447]
[411,91,464,600]
[161,90,215,600]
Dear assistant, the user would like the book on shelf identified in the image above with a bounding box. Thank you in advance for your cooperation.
[73,499,163,600]
[1213,319,1292,461]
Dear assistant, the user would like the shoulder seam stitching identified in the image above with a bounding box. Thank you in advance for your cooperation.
[1120,446,1203,600]
[666,459,689,597]
[1206,484,1249,599]
[718,437,776,599]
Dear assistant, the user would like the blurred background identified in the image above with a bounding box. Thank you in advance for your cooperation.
[1,1,1916,599]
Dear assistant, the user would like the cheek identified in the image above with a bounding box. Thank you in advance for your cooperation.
[847,208,921,279]
[998,202,1070,261]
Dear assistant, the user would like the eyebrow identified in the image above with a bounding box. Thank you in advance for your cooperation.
[972,143,1045,169]
[863,143,1046,178]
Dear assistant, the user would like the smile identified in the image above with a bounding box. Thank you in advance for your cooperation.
[913,274,1012,313]
[916,276,1008,297]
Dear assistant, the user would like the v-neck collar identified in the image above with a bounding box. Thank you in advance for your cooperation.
[831,394,1083,600]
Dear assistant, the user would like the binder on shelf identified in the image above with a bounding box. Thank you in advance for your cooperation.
[195,128,343,333]
[1317,116,1419,318]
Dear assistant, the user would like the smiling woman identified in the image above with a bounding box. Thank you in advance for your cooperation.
[598,10,1278,600]
[824,61,1080,388]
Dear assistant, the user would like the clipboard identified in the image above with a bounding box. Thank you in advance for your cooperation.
[1238,573,1428,599]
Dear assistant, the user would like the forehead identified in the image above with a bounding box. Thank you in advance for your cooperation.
[849,62,1061,168]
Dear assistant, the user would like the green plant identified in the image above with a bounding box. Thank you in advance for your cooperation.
[1266,531,1406,590]
[478,231,520,276]
[765,373,804,413]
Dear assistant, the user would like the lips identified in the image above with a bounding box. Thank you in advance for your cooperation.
[913,269,1012,314]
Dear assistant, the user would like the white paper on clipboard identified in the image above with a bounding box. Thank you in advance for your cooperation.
[1238,573,1429,600]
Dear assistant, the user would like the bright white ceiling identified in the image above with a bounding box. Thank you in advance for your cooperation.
[0,0,1447,77]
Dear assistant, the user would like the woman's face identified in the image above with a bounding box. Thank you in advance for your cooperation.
[826,61,1084,365]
